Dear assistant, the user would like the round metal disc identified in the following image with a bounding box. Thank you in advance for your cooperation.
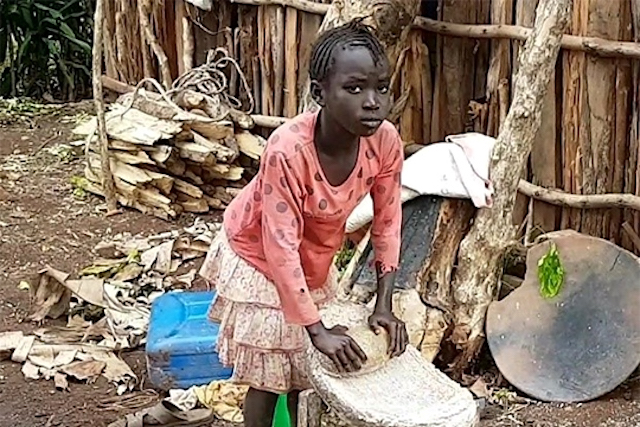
[486,232,640,402]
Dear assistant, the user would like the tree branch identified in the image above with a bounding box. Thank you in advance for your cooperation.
[229,0,329,15]
[139,0,173,89]
[413,16,640,60]
[92,0,118,214]
[447,0,572,376]
[518,180,640,211]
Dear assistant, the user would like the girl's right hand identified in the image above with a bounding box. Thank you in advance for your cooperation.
[306,323,368,373]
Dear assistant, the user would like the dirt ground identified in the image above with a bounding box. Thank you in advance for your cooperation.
[0,104,638,427]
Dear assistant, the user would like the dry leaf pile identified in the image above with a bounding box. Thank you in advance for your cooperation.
[1,218,220,394]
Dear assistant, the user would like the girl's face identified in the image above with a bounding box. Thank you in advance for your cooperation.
[316,46,392,138]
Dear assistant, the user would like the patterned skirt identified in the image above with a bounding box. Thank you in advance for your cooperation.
[199,230,337,394]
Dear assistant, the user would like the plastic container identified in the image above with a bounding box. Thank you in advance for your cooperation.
[273,395,291,427]
[146,291,233,390]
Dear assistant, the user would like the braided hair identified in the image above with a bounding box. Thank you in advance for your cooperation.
[308,20,387,83]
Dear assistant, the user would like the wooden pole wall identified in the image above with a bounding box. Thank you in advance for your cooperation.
[102,0,640,253]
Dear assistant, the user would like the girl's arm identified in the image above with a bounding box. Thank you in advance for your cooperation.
[368,128,408,357]
[261,148,367,371]
[260,150,319,326]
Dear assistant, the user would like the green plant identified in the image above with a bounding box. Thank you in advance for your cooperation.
[538,243,565,299]
[0,0,94,101]
[335,241,356,273]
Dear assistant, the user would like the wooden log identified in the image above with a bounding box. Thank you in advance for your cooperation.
[187,121,234,141]
[413,17,640,60]
[229,109,255,130]
[398,30,432,145]
[298,0,421,112]
[112,150,155,166]
[174,178,204,199]
[622,222,640,253]
[165,155,187,176]
[91,154,175,194]
[486,0,512,137]
[175,0,193,74]
[174,141,217,165]
[137,185,174,210]
[439,0,571,377]
[175,0,186,76]
[612,3,633,246]
[160,0,179,81]
[85,166,139,199]
[183,167,204,186]
[259,6,277,115]
[237,5,260,111]
[202,185,235,205]
[235,131,266,159]
[144,169,175,195]
[272,6,285,116]
[202,164,245,182]
[174,89,230,121]
[518,180,640,212]
[92,0,118,214]
[102,0,118,80]
[192,131,239,163]
[116,90,178,120]
[417,199,474,321]
[251,114,287,128]
[101,75,135,94]
[431,0,486,141]
[297,3,325,115]
[109,139,139,151]
[284,7,299,117]
[138,0,172,89]
[143,145,173,164]
[204,195,226,210]
[632,1,640,246]
[230,0,328,14]
[517,0,559,236]
[178,197,209,213]
[559,7,583,230]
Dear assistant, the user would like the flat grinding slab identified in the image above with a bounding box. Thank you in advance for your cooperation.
[486,232,640,402]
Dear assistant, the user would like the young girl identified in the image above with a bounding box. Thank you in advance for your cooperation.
[200,21,408,427]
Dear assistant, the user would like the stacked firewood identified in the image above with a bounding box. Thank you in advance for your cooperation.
[73,93,266,219]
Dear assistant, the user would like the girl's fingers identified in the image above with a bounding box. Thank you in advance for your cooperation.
[336,348,353,372]
[387,321,398,355]
[343,345,362,370]
[349,338,368,362]
[330,354,344,373]
[394,323,405,357]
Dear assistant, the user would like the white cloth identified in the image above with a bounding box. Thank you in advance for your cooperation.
[185,0,212,10]
[346,132,496,234]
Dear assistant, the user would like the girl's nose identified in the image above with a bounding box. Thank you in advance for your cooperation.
[362,90,379,110]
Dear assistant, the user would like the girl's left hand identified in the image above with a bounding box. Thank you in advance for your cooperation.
[368,310,408,357]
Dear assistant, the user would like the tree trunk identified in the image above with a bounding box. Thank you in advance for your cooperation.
[298,0,421,113]
[423,0,572,377]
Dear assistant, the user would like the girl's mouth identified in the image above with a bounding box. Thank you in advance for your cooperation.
[360,119,382,129]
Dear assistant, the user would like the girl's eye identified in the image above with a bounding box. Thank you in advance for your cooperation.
[346,86,362,94]
[378,85,389,94]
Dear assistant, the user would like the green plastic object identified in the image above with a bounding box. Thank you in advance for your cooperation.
[273,394,290,427]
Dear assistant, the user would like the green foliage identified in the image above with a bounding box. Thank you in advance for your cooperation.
[335,241,356,273]
[538,243,565,299]
[70,175,88,199]
[0,0,94,101]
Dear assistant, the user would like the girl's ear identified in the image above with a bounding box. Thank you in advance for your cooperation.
[310,80,326,107]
